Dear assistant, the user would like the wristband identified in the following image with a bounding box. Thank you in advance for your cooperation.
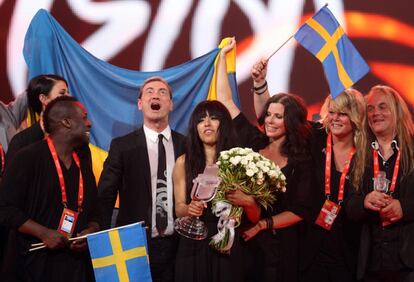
[253,80,267,91]
[254,86,268,96]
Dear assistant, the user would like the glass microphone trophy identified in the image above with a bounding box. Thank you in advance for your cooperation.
[174,164,221,240]
[373,171,390,193]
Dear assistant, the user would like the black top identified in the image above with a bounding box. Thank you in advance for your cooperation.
[367,149,403,271]
[232,113,313,282]
[5,122,92,171]
[301,126,361,274]
[5,123,44,168]
[0,140,100,281]
[346,141,414,279]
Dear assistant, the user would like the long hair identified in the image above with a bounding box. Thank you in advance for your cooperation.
[366,85,414,178]
[184,100,237,194]
[27,74,68,123]
[320,89,367,189]
[257,93,311,162]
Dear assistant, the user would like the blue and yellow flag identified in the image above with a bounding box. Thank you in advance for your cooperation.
[23,9,239,180]
[294,6,370,98]
[87,223,151,282]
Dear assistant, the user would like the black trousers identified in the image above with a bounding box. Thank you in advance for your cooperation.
[148,235,178,282]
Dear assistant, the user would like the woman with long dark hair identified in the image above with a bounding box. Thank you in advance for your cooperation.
[6,74,69,163]
[174,100,261,282]
[217,38,313,282]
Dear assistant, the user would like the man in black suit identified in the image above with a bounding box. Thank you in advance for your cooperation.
[98,76,185,282]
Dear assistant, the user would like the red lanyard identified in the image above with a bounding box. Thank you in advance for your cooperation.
[373,147,400,194]
[0,144,4,174]
[46,137,84,212]
[325,134,355,204]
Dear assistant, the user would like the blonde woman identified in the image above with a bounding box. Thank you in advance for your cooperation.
[301,89,366,282]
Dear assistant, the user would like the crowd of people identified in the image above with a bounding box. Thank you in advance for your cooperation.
[0,38,413,282]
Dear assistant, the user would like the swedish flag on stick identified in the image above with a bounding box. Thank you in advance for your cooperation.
[87,222,152,282]
[294,6,370,98]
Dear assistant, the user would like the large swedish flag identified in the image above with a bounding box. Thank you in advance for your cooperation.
[23,9,239,179]
[87,223,151,282]
[294,6,369,98]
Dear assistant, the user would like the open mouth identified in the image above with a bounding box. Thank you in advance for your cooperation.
[151,102,161,110]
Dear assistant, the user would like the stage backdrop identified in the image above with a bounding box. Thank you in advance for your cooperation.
[1,0,413,121]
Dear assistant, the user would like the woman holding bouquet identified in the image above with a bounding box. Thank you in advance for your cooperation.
[238,40,366,281]
[173,100,261,282]
[217,38,314,282]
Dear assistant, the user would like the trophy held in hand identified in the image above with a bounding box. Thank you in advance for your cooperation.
[174,164,221,240]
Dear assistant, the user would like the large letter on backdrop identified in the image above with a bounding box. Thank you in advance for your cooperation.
[23,9,239,179]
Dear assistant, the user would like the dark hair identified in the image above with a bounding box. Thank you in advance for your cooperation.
[138,76,172,99]
[27,74,68,122]
[184,100,237,194]
[43,96,78,134]
[257,93,311,162]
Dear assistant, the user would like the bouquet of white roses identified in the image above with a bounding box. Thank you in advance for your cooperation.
[210,147,286,253]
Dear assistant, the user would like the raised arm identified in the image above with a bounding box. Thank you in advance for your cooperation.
[0,91,28,129]
[251,59,270,117]
[216,37,240,119]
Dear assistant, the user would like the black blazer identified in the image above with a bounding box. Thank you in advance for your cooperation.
[98,127,185,229]
[345,166,414,279]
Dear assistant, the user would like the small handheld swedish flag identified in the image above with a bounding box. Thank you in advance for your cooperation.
[294,6,370,98]
[87,222,152,282]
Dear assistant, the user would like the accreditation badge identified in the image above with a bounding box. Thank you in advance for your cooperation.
[58,208,79,238]
[315,200,341,231]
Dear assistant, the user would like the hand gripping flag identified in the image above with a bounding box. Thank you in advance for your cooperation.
[23,9,240,181]
[294,6,370,98]
[87,223,151,282]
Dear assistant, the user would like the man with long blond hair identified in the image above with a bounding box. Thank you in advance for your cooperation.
[346,85,414,282]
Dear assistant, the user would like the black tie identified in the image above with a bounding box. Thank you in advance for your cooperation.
[156,134,168,235]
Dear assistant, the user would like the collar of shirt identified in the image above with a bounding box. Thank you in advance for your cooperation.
[371,138,399,168]
[143,125,172,143]
[371,139,399,157]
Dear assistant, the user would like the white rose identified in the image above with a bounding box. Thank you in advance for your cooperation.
[248,162,257,169]
[230,156,241,165]
[246,169,255,177]
[221,154,229,160]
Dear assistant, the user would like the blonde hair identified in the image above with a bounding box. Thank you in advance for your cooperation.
[320,89,367,190]
[366,85,414,178]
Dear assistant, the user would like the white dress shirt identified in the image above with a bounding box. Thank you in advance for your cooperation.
[143,125,175,237]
